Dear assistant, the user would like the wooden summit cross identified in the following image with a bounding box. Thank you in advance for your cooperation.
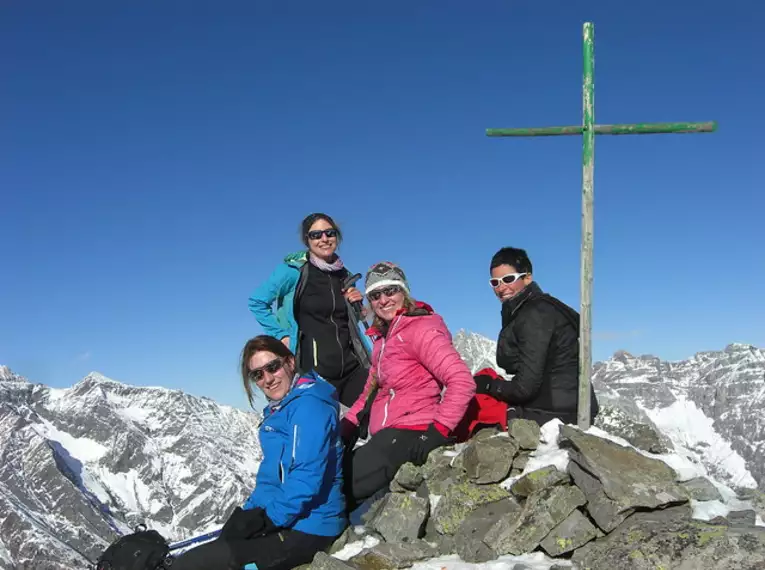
[486,22,716,430]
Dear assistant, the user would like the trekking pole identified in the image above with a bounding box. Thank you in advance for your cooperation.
[342,273,369,332]
[168,529,221,552]
[342,272,373,356]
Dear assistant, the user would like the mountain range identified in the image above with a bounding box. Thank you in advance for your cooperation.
[1,332,764,569]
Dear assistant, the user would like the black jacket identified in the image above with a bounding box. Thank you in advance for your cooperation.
[494,282,599,425]
[293,262,371,379]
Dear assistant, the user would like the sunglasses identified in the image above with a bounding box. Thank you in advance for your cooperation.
[489,272,528,288]
[247,357,284,384]
[307,228,338,240]
[368,285,403,301]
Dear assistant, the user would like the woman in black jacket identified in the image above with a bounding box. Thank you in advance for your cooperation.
[474,247,599,426]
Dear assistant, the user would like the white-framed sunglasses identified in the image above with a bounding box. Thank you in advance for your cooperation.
[489,272,527,288]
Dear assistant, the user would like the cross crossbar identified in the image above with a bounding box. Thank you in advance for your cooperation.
[486,22,716,430]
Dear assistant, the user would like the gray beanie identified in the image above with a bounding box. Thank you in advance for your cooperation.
[365,261,410,295]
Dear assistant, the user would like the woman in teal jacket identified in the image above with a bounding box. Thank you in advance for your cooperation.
[248,213,371,407]
[171,335,346,570]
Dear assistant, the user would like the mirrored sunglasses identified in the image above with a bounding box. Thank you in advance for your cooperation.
[368,285,403,302]
[247,357,284,383]
[307,228,338,240]
[489,272,527,288]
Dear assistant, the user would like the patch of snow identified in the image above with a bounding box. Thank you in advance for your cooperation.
[521,419,570,475]
[410,552,573,569]
[332,535,381,561]
[642,396,758,489]
[38,419,108,462]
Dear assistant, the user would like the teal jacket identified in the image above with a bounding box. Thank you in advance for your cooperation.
[248,252,372,362]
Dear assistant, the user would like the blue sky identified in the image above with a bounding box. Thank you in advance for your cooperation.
[1,1,763,410]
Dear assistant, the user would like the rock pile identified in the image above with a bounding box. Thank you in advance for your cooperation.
[307,420,765,569]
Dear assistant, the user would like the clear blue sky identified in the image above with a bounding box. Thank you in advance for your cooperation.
[2,1,763,410]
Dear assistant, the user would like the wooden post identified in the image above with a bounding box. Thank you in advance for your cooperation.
[579,22,595,430]
[485,21,716,430]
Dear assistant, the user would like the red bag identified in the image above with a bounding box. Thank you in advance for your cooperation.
[453,368,509,443]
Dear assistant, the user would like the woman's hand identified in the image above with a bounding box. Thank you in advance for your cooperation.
[342,286,363,304]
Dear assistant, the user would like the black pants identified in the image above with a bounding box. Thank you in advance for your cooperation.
[344,428,422,512]
[170,529,337,570]
[332,361,369,408]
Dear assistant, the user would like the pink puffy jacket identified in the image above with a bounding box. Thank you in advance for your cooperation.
[345,302,476,437]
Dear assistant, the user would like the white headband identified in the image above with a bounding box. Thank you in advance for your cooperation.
[365,279,410,296]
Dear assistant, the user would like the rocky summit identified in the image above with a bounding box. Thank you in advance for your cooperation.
[309,419,765,570]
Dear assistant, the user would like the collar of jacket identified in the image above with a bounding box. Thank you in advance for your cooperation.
[501,281,543,327]
[283,250,308,269]
[265,371,317,413]
[365,300,435,340]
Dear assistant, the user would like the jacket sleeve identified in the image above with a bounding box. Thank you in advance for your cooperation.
[496,304,556,404]
[343,366,376,426]
[412,326,476,432]
[248,264,298,340]
[263,396,338,528]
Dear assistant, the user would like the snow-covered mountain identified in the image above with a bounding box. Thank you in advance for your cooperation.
[453,330,765,492]
[1,334,763,568]
[0,366,262,570]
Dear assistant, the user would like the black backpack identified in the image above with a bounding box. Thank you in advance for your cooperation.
[94,525,172,570]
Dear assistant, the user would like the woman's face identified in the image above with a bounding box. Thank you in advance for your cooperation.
[368,285,406,323]
[490,264,532,302]
[247,350,294,401]
[306,218,338,261]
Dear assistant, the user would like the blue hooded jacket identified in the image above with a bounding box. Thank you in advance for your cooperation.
[242,371,347,537]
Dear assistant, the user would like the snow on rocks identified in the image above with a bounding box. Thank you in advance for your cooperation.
[314,418,765,570]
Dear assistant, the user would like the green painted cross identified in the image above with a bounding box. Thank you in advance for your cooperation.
[486,22,716,430]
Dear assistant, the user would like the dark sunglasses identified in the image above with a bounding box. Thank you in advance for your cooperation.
[368,285,403,301]
[307,228,338,240]
[489,272,528,288]
[247,357,284,383]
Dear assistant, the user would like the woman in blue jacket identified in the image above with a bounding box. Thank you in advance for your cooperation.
[248,213,371,407]
[171,335,347,570]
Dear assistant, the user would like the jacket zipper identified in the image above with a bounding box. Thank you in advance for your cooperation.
[313,339,318,368]
[328,275,344,376]
[378,315,403,428]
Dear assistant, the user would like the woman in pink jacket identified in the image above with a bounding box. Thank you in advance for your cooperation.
[340,261,476,509]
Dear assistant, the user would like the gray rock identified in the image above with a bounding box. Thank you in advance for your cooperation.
[350,540,436,569]
[308,552,356,570]
[539,508,602,556]
[572,505,765,570]
[508,419,540,450]
[568,461,630,532]
[329,526,355,555]
[462,434,518,484]
[681,477,724,502]
[421,451,465,496]
[367,492,429,543]
[559,426,688,531]
[729,509,757,526]
[483,484,586,555]
[432,481,511,535]
[593,404,672,453]
[512,450,530,471]
[393,462,425,492]
[510,465,569,498]
[454,497,521,563]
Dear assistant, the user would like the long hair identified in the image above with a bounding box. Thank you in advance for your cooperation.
[239,335,295,408]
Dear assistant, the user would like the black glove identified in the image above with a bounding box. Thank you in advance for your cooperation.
[473,373,495,395]
[220,507,278,541]
[409,424,451,466]
[474,374,507,401]
[339,417,359,449]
